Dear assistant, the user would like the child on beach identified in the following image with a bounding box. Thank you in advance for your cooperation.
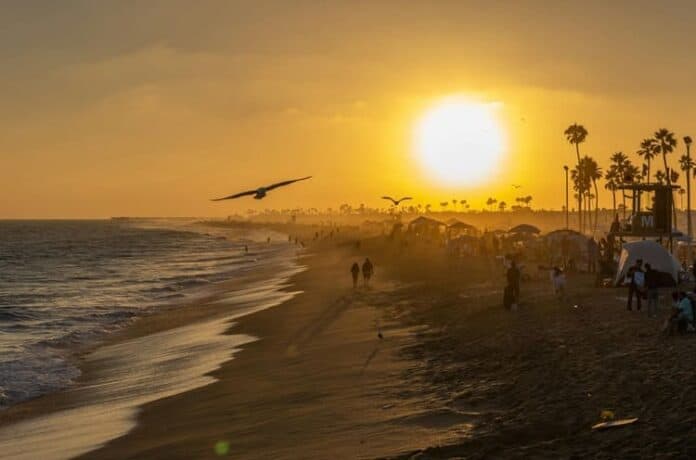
[551,267,566,299]
[350,262,360,288]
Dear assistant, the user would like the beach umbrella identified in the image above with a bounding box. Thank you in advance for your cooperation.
[508,224,541,234]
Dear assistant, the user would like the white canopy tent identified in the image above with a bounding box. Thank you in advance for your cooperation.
[614,240,681,286]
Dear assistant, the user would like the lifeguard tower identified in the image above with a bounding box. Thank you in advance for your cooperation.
[610,182,680,249]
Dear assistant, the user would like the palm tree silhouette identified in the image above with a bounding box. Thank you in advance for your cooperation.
[654,128,678,225]
[565,123,588,232]
[655,170,666,184]
[637,138,658,183]
[681,136,694,244]
[604,165,619,214]
[582,156,602,233]
[486,197,497,211]
[498,201,507,212]
[570,165,589,220]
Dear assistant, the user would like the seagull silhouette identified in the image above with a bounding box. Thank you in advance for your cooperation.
[211,176,312,201]
[512,184,522,189]
[381,196,412,206]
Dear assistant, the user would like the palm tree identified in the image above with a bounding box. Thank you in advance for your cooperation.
[625,162,641,183]
[571,164,590,232]
[486,197,497,211]
[452,199,458,210]
[682,136,694,245]
[654,128,678,224]
[498,201,507,212]
[671,169,680,184]
[610,151,628,175]
[607,152,629,219]
[679,188,686,210]
[655,170,666,185]
[565,124,588,231]
[637,138,658,183]
[580,156,602,233]
[604,165,619,214]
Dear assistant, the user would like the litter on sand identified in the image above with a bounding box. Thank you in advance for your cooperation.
[591,418,638,430]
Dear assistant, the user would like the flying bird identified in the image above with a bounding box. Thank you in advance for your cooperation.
[381,196,412,206]
[512,184,522,189]
[211,176,312,201]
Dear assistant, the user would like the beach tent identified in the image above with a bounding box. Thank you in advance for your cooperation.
[544,228,586,241]
[614,240,681,286]
[509,224,541,235]
[408,216,446,238]
[446,220,479,238]
[408,216,445,230]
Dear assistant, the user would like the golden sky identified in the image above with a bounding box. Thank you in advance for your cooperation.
[3,1,696,218]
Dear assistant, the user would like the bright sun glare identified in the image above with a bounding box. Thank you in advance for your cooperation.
[415,98,505,186]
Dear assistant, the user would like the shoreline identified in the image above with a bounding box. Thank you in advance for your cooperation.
[1,222,509,460]
[73,240,443,459]
[0,231,307,458]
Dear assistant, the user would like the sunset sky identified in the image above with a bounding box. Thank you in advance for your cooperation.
[3,1,696,218]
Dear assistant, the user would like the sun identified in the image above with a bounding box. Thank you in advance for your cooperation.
[414,97,506,186]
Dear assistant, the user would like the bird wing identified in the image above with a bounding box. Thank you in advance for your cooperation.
[210,190,257,201]
[398,197,413,202]
[381,196,397,204]
[265,176,312,191]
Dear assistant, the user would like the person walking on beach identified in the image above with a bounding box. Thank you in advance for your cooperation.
[587,237,599,273]
[350,262,360,288]
[506,260,521,306]
[645,263,660,317]
[626,259,644,311]
[551,266,566,300]
[362,258,374,287]
[560,236,570,269]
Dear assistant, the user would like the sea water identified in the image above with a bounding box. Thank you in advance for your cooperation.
[0,219,295,407]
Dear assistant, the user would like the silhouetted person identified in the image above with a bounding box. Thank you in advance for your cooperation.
[506,260,521,305]
[626,259,644,311]
[267,237,271,244]
[610,213,621,233]
[645,263,660,318]
[666,291,694,335]
[561,236,570,268]
[587,237,599,273]
[244,245,248,253]
[362,258,374,286]
[350,262,360,288]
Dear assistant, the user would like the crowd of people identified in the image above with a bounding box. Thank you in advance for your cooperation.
[623,258,696,335]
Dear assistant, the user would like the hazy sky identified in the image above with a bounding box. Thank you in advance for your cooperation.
[3,0,696,218]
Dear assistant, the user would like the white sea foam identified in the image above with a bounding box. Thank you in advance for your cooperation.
[0,231,305,459]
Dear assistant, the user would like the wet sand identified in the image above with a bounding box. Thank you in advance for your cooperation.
[74,238,461,460]
[5,226,696,459]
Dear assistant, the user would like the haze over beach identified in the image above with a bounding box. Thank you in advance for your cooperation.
[3,1,696,218]
[6,1,696,459]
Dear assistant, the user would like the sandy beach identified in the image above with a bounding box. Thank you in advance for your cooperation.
[3,225,696,459]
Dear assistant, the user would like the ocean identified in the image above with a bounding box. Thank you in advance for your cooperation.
[0,219,296,408]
